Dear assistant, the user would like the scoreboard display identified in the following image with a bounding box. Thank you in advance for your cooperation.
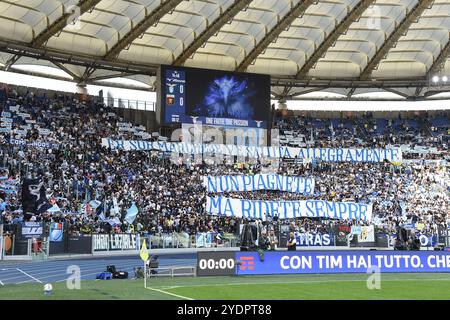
[160,65,271,129]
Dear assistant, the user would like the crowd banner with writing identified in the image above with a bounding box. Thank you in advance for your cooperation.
[417,234,438,247]
[204,174,315,194]
[20,222,43,239]
[295,232,334,246]
[206,197,372,222]
[9,138,60,149]
[92,233,140,252]
[102,138,402,163]
[235,251,450,275]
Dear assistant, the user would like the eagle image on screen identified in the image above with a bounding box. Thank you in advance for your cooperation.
[193,75,255,120]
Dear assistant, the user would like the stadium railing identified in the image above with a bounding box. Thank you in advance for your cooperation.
[146,266,197,279]
[143,232,240,249]
[102,97,155,111]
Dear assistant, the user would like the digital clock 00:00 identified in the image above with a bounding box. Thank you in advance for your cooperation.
[196,252,236,276]
[198,258,235,270]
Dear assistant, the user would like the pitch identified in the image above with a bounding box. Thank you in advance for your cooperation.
[1,273,450,300]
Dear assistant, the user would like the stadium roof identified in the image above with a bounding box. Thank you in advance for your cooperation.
[0,0,450,100]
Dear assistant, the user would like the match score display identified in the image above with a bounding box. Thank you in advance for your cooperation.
[160,65,271,129]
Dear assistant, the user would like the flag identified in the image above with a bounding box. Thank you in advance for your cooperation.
[107,217,121,226]
[47,204,61,214]
[140,239,149,262]
[0,201,6,212]
[125,202,138,224]
[98,212,106,221]
[95,202,105,217]
[112,196,119,215]
[89,200,102,210]
[49,222,63,242]
[21,178,52,215]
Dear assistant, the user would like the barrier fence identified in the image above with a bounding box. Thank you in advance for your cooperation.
[1,221,449,259]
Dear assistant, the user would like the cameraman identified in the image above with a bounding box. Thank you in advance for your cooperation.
[258,230,271,251]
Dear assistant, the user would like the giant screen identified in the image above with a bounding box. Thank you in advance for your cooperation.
[160,65,271,129]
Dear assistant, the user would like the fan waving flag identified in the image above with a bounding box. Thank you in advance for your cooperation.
[124,202,138,224]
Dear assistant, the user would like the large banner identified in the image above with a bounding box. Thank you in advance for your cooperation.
[206,197,372,222]
[92,233,140,252]
[204,174,315,194]
[235,251,450,275]
[21,178,52,215]
[102,138,402,163]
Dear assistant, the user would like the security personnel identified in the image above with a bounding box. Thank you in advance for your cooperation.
[287,232,297,251]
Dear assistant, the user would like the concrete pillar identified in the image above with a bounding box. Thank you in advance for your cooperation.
[278,101,287,110]
[76,84,88,95]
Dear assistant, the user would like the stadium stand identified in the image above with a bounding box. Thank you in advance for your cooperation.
[0,84,448,251]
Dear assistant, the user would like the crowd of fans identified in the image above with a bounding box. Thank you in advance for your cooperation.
[0,85,448,246]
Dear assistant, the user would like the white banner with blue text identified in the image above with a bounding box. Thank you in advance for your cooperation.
[206,197,372,222]
[102,138,402,163]
[204,174,315,194]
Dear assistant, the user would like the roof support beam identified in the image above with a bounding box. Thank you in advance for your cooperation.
[289,87,324,98]
[87,72,136,82]
[359,0,434,80]
[31,0,102,48]
[78,66,97,85]
[347,87,356,98]
[426,34,450,77]
[0,65,150,91]
[104,0,184,60]
[51,61,81,80]
[0,37,438,90]
[271,76,429,88]
[4,54,20,71]
[235,0,318,72]
[296,0,375,78]
[383,88,411,99]
[0,38,158,74]
[172,0,252,66]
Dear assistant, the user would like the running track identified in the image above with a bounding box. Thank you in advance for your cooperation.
[0,254,197,285]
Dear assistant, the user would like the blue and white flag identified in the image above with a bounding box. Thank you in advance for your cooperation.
[124,202,138,224]
[47,204,61,214]
[89,200,102,210]
[107,217,122,226]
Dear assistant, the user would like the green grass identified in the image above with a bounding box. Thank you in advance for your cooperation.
[2,273,450,300]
